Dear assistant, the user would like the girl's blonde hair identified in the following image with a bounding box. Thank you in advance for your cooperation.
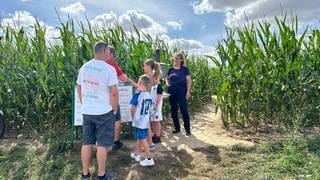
[144,59,162,83]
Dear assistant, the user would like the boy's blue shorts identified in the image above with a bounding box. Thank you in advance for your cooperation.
[135,128,148,140]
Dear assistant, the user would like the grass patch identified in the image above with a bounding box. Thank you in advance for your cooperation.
[230,143,255,152]
[256,141,284,153]
[1,135,320,179]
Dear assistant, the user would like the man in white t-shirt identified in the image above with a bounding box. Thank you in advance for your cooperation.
[77,41,118,180]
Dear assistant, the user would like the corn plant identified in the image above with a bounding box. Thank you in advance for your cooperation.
[0,17,216,137]
[208,15,320,130]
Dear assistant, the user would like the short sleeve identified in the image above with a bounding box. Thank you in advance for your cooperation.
[107,60,124,77]
[157,84,163,94]
[184,67,190,76]
[76,67,82,85]
[167,67,173,76]
[108,67,118,86]
[130,92,140,106]
[113,62,124,77]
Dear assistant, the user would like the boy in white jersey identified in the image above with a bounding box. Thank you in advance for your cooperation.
[130,74,155,166]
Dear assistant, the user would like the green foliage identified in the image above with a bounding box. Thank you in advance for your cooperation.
[256,141,284,153]
[187,55,217,105]
[1,135,320,179]
[0,142,80,179]
[230,143,254,152]
[306,136,320,155]
[0,17,215,137]
[212,14,320,129]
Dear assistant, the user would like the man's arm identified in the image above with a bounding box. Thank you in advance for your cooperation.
[77,85,82,103]
[119,74,138,88]
[110,84,119,114]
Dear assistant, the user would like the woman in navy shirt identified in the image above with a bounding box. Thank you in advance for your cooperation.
[166,53,192,135]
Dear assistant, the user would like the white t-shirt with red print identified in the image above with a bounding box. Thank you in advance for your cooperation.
[77,59,117,115]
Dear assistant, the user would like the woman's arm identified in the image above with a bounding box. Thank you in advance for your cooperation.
[165,76,170,87]
[186,75,191,100]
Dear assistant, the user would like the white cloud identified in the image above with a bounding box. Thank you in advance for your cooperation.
[193,0,252,14]
[169,38,204,51]
[90,12,118,29]
[90,10,167,43]
[167,21,183,30]
[167,38,217,66]
[1,10,213,56]
[2,11,38,28]
[118,10,166,36]
[60,2,85,16]
[193,0,320,28]
[1,11,60,46]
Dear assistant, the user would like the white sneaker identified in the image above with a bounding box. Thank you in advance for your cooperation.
[140,158,155,166]
[149,143,156,151]
[130,153,140,162]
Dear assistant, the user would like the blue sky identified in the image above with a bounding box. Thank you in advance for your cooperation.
[1,0,320,56]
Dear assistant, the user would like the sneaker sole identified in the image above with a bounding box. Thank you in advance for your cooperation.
[140,162,155,166]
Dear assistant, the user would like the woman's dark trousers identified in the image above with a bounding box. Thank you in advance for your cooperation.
[169,90,190,133]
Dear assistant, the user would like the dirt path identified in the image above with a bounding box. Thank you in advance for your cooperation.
[114,101,257,179]
[0,100,258,179]
[123,101,254,151]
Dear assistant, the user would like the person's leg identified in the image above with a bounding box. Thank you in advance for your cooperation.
[130,139,141,162]
[114,121,121,141]
[147,127,153,145]
[131,128,142,162]
[146,123,156,150]
[113,106,123,150]
[135,140,142,155]
[140,138,155,166]
[169,91,180,132]
[142,139,151,158]
[178,92,191,134]
[96,146,108,176]
[95,111,115,176]
[151,121,161,137]
[151,121,161,143]
[81,145,92,175]
[81,114,96,176]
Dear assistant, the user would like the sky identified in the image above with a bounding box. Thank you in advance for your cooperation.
[1,0,320,56]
